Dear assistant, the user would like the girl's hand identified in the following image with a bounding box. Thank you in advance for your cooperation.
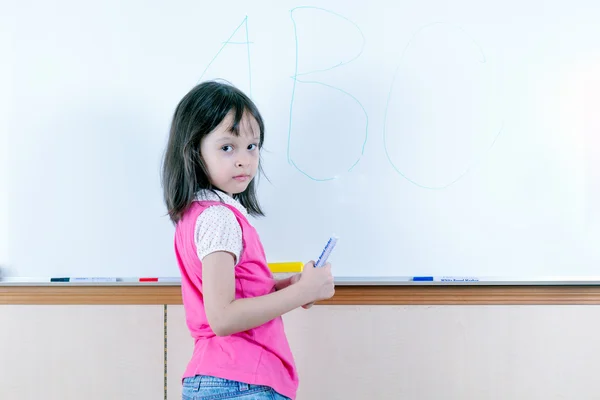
[290,273,314,309]
[297,261,335,304]
[290,273,301,285]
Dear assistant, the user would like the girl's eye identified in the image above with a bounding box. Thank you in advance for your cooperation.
[247,144,258,151]
[221,145,233,152]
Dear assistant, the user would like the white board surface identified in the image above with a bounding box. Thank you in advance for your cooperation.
[1,0,599,280]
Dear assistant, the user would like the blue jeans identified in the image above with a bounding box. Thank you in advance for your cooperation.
[182,375,291,400]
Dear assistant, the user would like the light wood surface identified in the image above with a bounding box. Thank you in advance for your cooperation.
[3,285,600,305]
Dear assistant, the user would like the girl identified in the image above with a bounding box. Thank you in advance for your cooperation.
[161,81,335,400]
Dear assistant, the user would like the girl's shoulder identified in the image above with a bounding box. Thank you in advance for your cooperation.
[194,204,243,264]
[195,189,249,219]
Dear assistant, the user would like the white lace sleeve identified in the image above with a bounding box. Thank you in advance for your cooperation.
[194,205,243,264]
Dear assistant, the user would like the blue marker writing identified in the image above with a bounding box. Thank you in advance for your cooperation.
[315,236,338,268]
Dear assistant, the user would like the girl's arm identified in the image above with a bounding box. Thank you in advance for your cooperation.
[275,274,314,308]
[203,252,330,336]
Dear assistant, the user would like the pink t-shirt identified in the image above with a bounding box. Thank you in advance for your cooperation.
[174,200,299,399]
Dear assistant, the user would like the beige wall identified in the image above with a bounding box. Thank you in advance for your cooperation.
[2,305,600,399]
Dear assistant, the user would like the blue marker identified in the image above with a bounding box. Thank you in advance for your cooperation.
[412,276,433,281]
[411,276,480,282]
[50,277,118,283]
[314,235,338,268]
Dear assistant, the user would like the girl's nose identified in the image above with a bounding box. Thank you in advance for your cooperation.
[236,154,249,167]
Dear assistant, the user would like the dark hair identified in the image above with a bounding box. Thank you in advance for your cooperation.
[161,81,265,223]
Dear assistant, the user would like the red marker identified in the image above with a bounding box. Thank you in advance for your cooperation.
[138,277,181,282]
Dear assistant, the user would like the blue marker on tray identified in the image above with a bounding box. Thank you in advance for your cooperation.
[315,235,338,268]
[411,276,480,282]
[412,276,434,281]
[50,277,118,282]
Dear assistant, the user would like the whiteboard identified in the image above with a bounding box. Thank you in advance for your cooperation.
[1,0,599,280]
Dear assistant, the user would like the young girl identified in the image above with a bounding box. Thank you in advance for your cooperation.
[162,81,335,400]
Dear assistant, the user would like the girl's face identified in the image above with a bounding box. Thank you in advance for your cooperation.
[200,111,261,196]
